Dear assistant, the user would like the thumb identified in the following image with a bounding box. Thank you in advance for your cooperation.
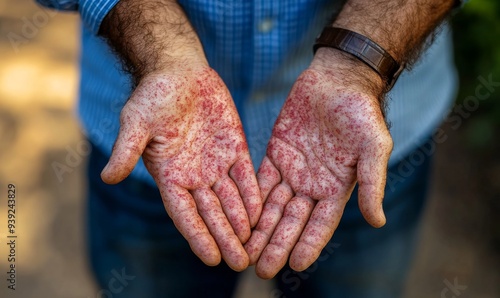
[101,112,150,184]
[357,135,393,228]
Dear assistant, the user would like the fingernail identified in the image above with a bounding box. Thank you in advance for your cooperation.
[102,163,110,174]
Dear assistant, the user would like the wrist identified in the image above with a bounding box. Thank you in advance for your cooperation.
[310,47,386,98]
[333,6,400,62]
[149,41,209,76]
[313,27,403,92]
[100,0,209,84]
[330,0,456,68]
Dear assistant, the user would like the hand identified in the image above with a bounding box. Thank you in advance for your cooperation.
[245,49,393,278]
[101,66,262,271]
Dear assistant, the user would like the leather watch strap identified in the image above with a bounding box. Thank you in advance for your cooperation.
[313,27,404,90]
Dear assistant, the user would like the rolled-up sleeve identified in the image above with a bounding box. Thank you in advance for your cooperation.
[36,0,120,34]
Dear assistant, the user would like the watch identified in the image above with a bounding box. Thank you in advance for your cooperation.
[313,27,405,91]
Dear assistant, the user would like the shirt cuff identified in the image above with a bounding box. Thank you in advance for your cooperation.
[79,0,120,35]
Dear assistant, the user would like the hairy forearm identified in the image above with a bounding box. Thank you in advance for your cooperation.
[100,0,207,84]
[311,0,455,100]
[333,0,455,66]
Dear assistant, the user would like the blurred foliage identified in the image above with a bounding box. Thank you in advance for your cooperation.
[451,0,500,148]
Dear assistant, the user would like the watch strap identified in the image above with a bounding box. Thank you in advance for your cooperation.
[313,27,404,90]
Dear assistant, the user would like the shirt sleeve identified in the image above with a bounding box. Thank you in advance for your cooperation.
[36,0,120,35]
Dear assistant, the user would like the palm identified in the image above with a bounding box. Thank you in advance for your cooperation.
[142,70,248,189]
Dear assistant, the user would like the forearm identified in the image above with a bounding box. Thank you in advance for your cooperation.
[333,0,455,65]
[99,0,207,84]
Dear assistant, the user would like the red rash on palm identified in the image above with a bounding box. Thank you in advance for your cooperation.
[245,68,393,279]
[101,67,262,271]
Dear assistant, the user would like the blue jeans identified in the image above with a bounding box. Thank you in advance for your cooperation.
[86,140,432,298]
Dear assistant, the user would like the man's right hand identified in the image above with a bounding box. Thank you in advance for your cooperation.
[101,66,262,271]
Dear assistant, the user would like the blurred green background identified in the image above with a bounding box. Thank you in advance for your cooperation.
[452,0,500,147]
[451,0,500,268]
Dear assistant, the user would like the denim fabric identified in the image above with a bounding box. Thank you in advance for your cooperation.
[86,138,432,298]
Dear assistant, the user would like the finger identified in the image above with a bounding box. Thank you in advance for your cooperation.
[101,109,150,184]
[230,157,262,227]
[288,195,350,272]
[357,135,393,228]
[212,175,251,243]
[159,184,221,267]
[257,156,282,201]
[255,196,315,279]
[244,183,294,265]
[192,187,249,271]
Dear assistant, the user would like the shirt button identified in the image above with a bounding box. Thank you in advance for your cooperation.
[258,18,274,33]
